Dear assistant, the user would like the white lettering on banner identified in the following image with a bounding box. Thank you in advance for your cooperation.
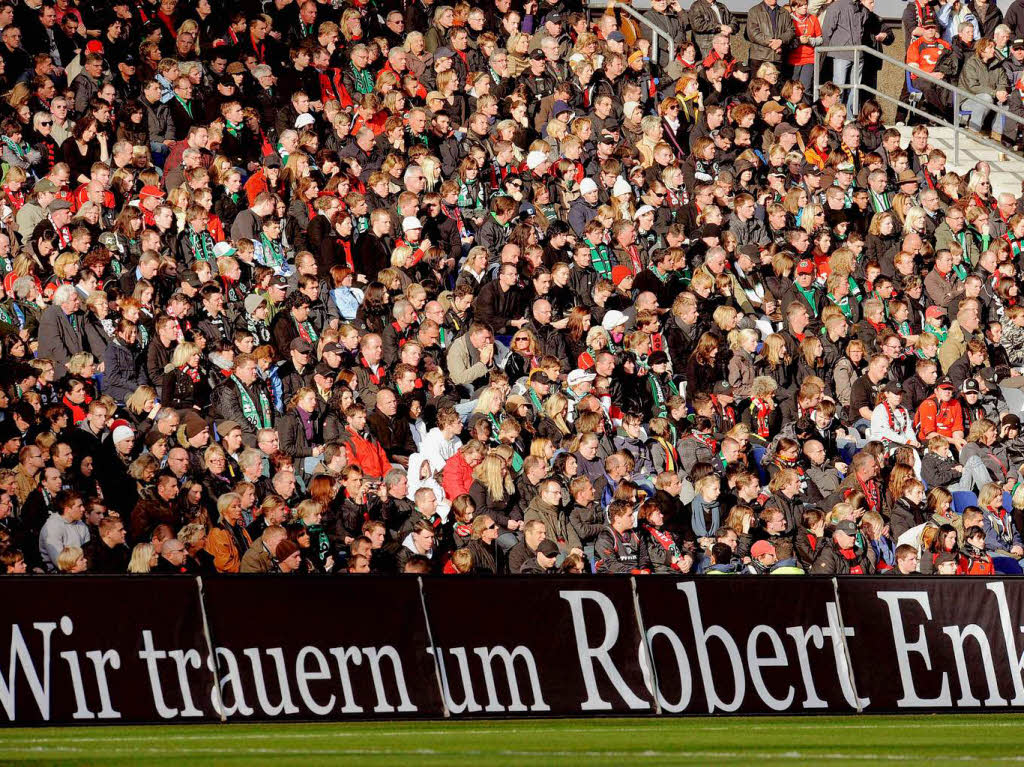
[166,649,202,718]
[139,629,179,719]
[559,590,651,711]
[941,624,1006,707]
[824,602,870,710]
[296,647,336,716]
[986,581,1024,706]
[0,621,57,720]
[361,647,417,713]
[643,625,693,713]
[473,646,550,713]
[746,626,795,711]
[428,646,481,714]
[242,648,300,716]
[211,647,254,716]
[876,591,952,707]
[676,581,745,712]
[784,626,828,709]
[326,646,364,714]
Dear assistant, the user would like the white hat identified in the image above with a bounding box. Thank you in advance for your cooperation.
[295,113,315,129]
[112,425,134,445]
[611,177,632,198]
[213,241,236,257]
[602,310,630,331]
[634,204,656,219]
[623,101,641,118]
[401,216,422,232]
[579,178,598,195]
[567,369,597,386]
[526,150,548,170]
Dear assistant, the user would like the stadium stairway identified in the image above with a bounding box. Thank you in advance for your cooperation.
[896,125,1024,199]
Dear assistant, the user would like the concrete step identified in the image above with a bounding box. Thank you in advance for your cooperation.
[896,125,1024,198]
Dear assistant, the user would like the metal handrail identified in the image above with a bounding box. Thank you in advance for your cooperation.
[812,44,1024,165]
[588,0,677,65]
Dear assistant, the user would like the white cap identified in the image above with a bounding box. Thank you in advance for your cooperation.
[401,216,422,232]
[213,241,236,257]
[112,425,134,445]
[634,204,656,219]
[602,310,630,331]
[579,178,598,194]
[623,101,641,118]
[295,113,315,129]
[612,177,632,198]
[567,369,597,386]
[526,150,548,170]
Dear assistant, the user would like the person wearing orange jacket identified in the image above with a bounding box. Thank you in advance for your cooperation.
[341,403,392,479]
[914,377,966,448]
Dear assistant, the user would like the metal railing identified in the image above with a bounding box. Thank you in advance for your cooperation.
[813,44,1024,165]
[587,0,676,65]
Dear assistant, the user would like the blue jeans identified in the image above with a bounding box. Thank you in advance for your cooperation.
[832,58,863,119]
[792,63,815,93]
[965,92,996,132]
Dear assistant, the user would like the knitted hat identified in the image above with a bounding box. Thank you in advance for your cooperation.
[184,413,208,440]
[112,424,134,445]
[275,538,299,561]
[611,265,632,287]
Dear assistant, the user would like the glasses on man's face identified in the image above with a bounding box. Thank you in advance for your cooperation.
[486,523,497,530]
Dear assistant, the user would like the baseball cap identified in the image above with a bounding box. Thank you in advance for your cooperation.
[243,294,265,315]
[290,338,313,354]
[321,342,344,354]
[1013,38,1024,49]
[271,275,290,288]
[884,380,903,395]
[761,101,785,115]
[925,305,946,321]
[1003,413,1021,429]
[263,153,283,169]
[567,369,596,387]
[648,351,669,366]
[834,520,858,536]
[529,49,546,61]
[601,309,630,330]
[712,380,732,395]
[46,199,71,213]
[962,379,980,394]
[401,216,422,232]
[139,185,165,201]
[226,62,246,75]
[937,377,955,389]
[774,122,798,137]
[530,371,552,386]
[795,259,815,275]
[213,242,236,258]
[537,539,560,557]
[634,204,656,219]
[608,31,625,42]
[801,163,823,176]
[751,540,776,558]
[935,551,958,567]
[33,179,57,194]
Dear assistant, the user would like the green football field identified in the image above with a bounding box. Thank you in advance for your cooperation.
[1,714,1023,766]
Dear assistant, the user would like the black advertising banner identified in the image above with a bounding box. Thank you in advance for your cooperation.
[201,575,444,720]
[422,577,656,717]
[635,577,858,714]
[10,575,1024,725]
[0,576,215,725]
[839,577,1024,713]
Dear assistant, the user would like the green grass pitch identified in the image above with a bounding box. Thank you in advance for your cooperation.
[1,714,1023,766]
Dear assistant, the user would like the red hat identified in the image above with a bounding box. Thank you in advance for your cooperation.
[611,265,633,286]
[795,259,815,275]
[85,40,104,54]
[139,185,165,201]
[925,305,945,321]
[751,540,776,559]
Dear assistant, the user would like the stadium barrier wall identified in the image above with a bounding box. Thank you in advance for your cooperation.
[4,575,1024,724]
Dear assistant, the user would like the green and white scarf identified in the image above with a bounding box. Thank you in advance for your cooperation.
[232,375,272,430]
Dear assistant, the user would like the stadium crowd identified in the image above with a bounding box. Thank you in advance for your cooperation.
[0,0,1022,578]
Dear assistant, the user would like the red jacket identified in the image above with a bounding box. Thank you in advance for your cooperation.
[442,452,474,500]
[343,427,391,479]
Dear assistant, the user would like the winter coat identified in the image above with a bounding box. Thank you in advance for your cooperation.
[960,52,1009,95]
[37,305,84,378]
[102,339,146,402]
[524,496,582,554]
[746,0,796,63]
[810,539,876,574]
[594,525,650,573]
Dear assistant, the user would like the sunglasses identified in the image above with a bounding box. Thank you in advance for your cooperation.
[39,121,52,126]
[486,523,497,530]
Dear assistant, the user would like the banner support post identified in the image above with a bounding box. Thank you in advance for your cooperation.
[830,577,864,715]
[631,576,662,715]
[418,576,451,718]
[196,576,227,724]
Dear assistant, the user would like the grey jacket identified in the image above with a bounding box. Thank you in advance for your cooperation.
[821,0,869,60]
[642,8,688,68]
[960,53,1010,94]
[37,305,84,378]
[745,0,796,63]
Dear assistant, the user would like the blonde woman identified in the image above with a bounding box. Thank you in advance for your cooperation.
[127,543,157,574]
[755,334,793,394]
[468,454,518,541]
[162,341,206,410]
[538,393,571,448]
[728,328,760,399]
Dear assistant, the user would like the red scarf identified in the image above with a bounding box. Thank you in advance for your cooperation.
[858,475,880,511]
[361,355,385,384]
[180,365,200,383]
